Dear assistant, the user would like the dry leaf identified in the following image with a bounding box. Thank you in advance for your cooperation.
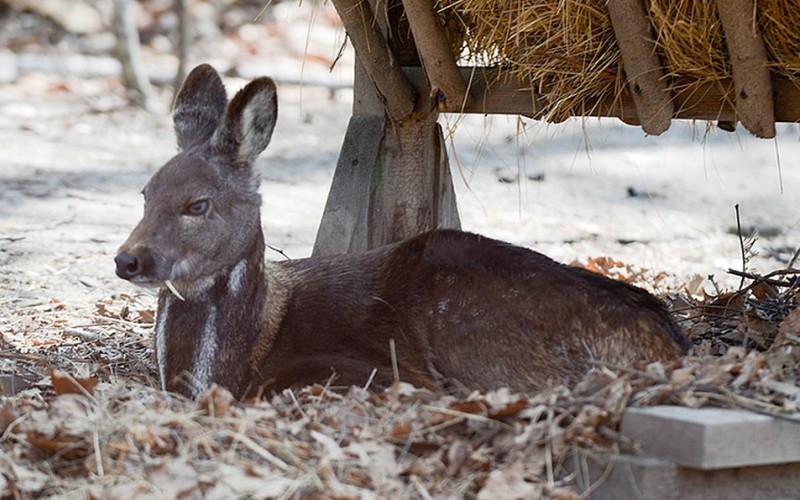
[146,461,201,499]
[137,309,155,323]
[477,462,540,500]
[95,303,112,318]
[489,398,528,419]
[774,305,800,349]
[670,367,695,386]
[26,431,89,460]
[738,315,778,349]
[51,370,97,396]
[128,424,175,455]
[446,439,470,476]
[311,430,345,460]
[703,291,744,317]
[389,422,412,439]
[197,384,234,417]
[731,351,766,389]
[751,281,778,300]
[0,406,16,435]
[448,400,487,415]
[344,468,372,488]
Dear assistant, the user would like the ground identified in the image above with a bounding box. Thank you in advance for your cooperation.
[1,1,800,498]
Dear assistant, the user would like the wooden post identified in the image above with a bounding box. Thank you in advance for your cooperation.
[715,0,775,138]
[313,59,460,256]
[607,0,673,135]
[368,109,460,248]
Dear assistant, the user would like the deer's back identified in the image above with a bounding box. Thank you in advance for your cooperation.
[251,230,687,396]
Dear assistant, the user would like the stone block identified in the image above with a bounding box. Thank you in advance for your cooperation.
[621,405,800,469]
[573,451,800,500]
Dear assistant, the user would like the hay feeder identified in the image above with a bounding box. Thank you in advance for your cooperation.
[313,0,800,254]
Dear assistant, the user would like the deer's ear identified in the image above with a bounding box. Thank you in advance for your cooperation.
[210,77,278,166]
[172,64,227,151]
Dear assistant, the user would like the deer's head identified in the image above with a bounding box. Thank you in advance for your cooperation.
[115,64,277,297]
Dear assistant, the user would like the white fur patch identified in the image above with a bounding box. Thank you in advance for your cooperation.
[192,306,218,398]
[170,257,194,282]
[227,259,247,296]
[155,296,172,391]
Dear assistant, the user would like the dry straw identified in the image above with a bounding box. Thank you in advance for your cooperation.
[436,0,800,121]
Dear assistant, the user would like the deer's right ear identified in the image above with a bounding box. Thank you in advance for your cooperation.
[172,64,227,151]
[210,77,278,166]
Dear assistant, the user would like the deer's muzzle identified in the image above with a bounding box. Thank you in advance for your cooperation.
[114,248,157,282]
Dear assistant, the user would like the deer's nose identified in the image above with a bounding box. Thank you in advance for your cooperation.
[115,253,141,280]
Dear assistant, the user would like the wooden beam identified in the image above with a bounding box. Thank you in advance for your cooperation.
[404,67,548,116]
[401,0,470,110]
[607,0,673,135]
[330,0,416,121]
[715,0,775,138]
[404,67,800,124]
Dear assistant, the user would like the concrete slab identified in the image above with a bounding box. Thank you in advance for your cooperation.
[621,406,800,469]
[573,451,800,500]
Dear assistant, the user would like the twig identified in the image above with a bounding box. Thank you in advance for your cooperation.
[411,414,466,436]
[410,475,434,500]
[390,338,399,382]
[708,274,722,295]
[93,430,104,477]
[587,360,665,382]
[787,246,800,269]
[421,405,496,425]
[287,389,308,421]
[63,327,100,342]
[699,387,800,422]
[782,333,800,345]
[757,268,800,279]
[266,243,292,261]
[735,204,746,290]
[545,393,556,486]
[363,368,378,391]
[220,430,291,471]
[726,269,795,288]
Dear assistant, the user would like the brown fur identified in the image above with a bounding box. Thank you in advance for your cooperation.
[116,65,688,399]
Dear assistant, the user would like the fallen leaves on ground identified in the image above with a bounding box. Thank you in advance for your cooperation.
[1,271,799,498]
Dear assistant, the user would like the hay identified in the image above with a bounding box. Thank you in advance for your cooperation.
[436,0,800,121]
[760,0,800,78]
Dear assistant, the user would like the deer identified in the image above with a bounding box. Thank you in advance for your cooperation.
[115,64,689,400]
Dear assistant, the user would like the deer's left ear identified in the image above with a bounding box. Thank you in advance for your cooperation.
[211,77,278,166]
[172,64,227,151]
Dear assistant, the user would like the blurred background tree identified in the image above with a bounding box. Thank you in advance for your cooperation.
[0,0,317,109]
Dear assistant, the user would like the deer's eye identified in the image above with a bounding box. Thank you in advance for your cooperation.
[184,199,210,216]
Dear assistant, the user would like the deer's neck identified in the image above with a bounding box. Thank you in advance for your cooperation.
[155,230,275,398]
